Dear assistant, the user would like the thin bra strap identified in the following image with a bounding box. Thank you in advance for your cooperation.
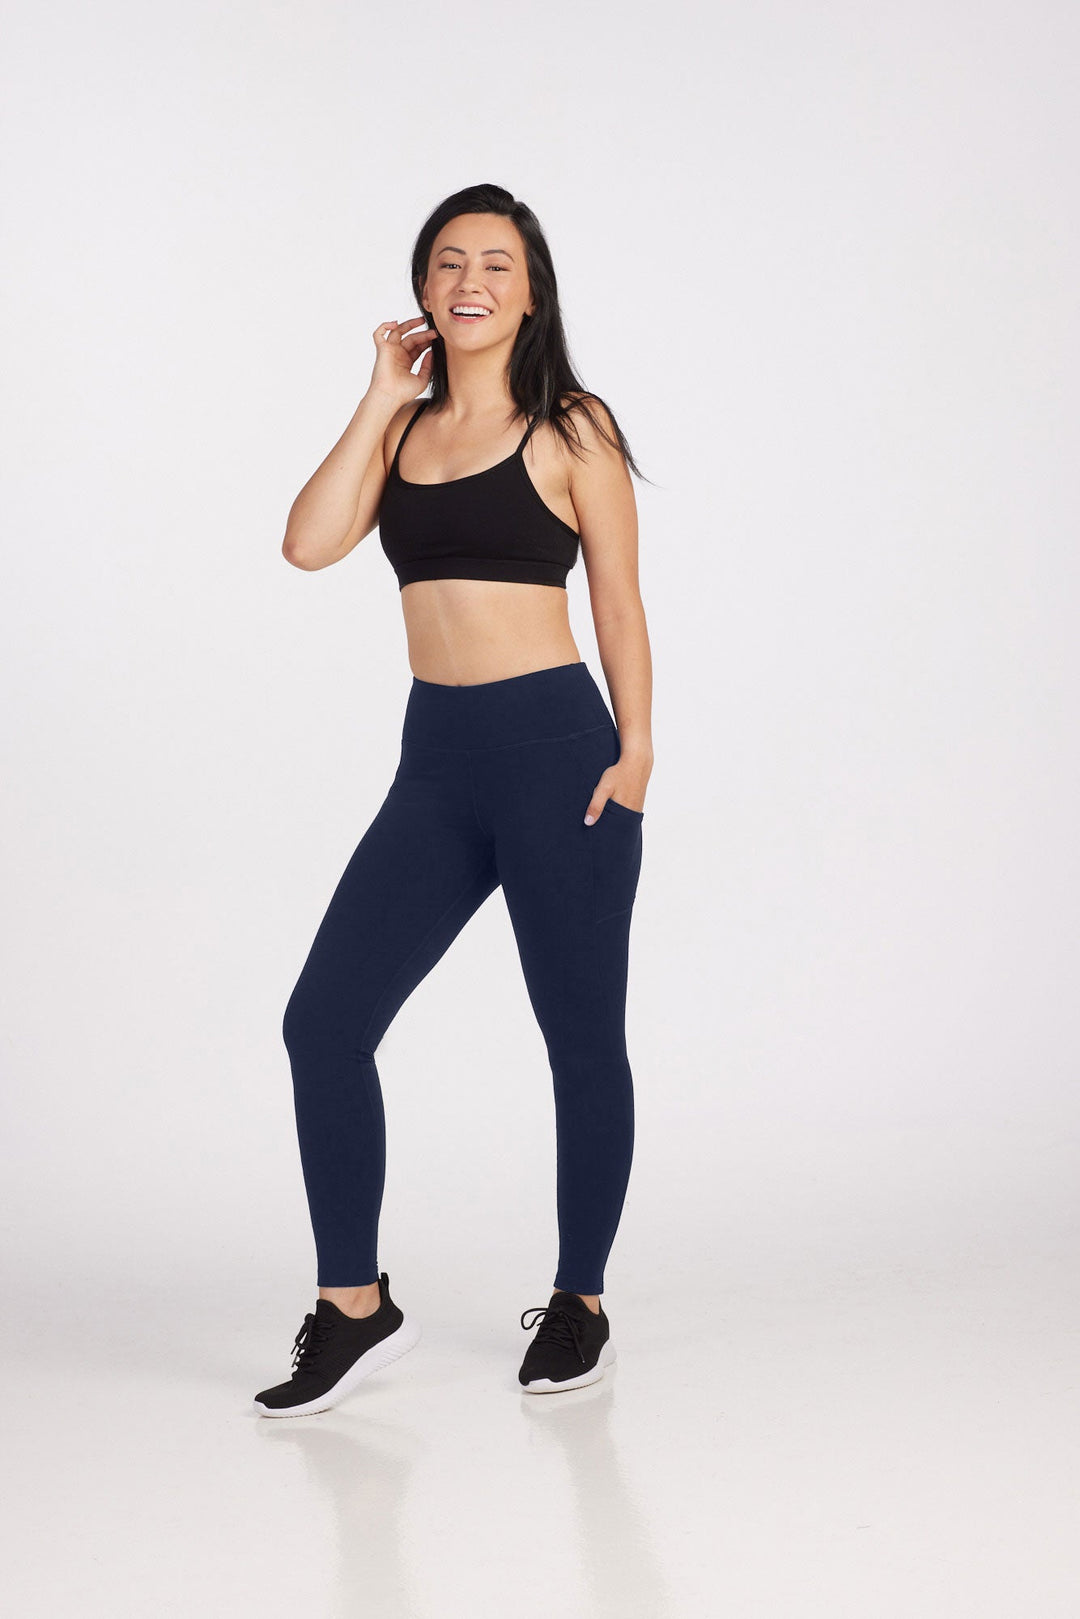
[390,398,430,477]
[516,413,543,456]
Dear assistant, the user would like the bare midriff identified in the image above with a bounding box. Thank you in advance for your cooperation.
[400,578,582,687]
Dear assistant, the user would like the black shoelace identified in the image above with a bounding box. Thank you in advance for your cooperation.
[291,1312,334,1376]
[520,1304,588,1365]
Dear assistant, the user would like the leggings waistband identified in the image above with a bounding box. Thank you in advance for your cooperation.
[401,660,614,752]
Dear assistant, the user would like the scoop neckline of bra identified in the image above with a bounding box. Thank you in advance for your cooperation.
[391,400,531,488]
[393,447,522,487]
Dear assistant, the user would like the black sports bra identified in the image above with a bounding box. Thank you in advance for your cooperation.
[378,399,581,590]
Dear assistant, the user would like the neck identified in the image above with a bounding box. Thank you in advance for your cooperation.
[440,342,519,421]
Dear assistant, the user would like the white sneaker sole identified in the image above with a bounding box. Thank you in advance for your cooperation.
[519,1338,617,1394]
[252,1314,422,1418]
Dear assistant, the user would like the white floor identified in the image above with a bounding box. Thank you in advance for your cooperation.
[6,1173,1078,1618]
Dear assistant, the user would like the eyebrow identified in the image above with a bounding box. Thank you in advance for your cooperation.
[435,245,515,260]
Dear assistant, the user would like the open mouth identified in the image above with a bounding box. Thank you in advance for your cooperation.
[449,306,493,322]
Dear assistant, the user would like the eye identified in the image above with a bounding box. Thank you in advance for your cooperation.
[438,261,510,271]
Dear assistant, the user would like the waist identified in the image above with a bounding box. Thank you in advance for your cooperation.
[401,660,615,752]
[401,576,579,687]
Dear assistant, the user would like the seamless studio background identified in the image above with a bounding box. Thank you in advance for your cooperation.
[1,0,1077,1615]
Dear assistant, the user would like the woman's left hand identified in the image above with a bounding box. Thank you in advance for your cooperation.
[584,767,649,824]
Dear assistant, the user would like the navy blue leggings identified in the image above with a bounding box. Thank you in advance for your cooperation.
[281,660,643,1294]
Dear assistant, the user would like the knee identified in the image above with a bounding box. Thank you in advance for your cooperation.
[282,976,380,1063]
[282,977,330,1059]
[281,983,308,1057]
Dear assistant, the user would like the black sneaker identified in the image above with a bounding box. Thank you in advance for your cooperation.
[252,1271,421,1417]
[518,1290,617,1393]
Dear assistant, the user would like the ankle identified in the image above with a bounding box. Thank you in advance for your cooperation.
[558,1290,601,1315]
[319,1281,381,1319]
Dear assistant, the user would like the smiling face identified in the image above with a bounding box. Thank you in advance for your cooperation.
[421,213,535,345]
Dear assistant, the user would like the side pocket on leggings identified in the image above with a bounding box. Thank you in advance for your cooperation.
[589,798,644,924]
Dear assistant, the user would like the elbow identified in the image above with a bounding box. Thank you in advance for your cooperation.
[593,595,646,636]
[282,527,330,571]
[282,509,373,571]
[282,532,310,570]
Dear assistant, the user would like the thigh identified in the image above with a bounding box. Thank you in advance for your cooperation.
[479,725,643,1048]
[284,745,498,1052]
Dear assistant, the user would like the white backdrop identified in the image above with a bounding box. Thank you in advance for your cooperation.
[2,1,1077,1610]
[3,0,1076,1294]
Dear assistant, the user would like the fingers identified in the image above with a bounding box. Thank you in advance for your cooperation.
[402,324,438,347]
[583,787,645,825]
[374,316,427,335]
[374,317,438,348]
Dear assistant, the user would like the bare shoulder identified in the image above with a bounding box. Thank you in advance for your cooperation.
[556,391,623,464]
[552,392,637,572]
[554,392,629,498]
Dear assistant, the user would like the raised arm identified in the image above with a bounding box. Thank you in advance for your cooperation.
[282,318,435,572]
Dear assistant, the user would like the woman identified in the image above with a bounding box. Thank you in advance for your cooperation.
[253,183,653,1416]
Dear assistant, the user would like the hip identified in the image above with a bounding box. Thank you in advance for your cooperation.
[401,659,617,753]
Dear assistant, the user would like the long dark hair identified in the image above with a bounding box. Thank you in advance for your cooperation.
[408,183,650,483]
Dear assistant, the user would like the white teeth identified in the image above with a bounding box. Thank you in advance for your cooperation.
[451,306,490,315]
